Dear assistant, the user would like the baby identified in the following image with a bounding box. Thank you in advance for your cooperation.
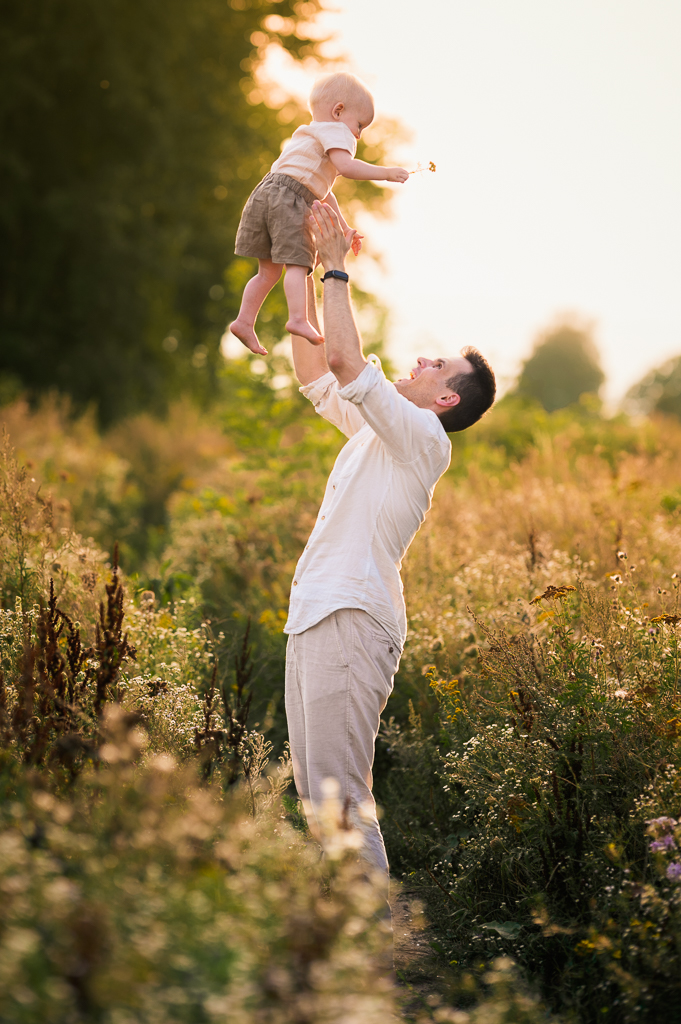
[229,71,409,355]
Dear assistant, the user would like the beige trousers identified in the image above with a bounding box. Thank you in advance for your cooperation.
[285,608,400,875]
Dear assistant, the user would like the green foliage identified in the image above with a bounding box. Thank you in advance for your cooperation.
[413,956,567,1023]
[0,715,395,1023]
[451,391,654,473]
[0,0,399,424]
[513,319,605,412]
[8,359,681,1020]
[626,353,681,420]
[0,426,108,622]
[0,439,398,1022]
[0,564,136,776]
[0,0,292,421]
[594,782,681,1020]
[379,573,681,1020]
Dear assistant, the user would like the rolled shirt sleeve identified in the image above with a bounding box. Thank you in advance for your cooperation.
[337,360,448,465]
[300,371,366,438]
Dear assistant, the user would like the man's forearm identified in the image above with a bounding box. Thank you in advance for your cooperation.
[323,276,366,388]
[309,201,367,387]
[290,276,329,386]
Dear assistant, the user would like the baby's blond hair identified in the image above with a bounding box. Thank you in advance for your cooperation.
[309,72,374,121]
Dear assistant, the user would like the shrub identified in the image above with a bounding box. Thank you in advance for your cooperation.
[7,359,681,1021]
[0,709,396,1024]
[379,571,681,1021]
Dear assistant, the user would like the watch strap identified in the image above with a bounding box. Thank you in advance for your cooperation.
[321,269,349,283]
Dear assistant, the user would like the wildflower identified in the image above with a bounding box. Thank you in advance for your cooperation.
[666,861,681,881]
[650,614,681,625]
[530,584,576,604]
[646,816,678,829]
[650,835,677,852]
[409,161,437,175]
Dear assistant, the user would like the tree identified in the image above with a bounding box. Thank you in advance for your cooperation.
[513,318,605,412]
[0,0,395,423]
[626,356,681,419]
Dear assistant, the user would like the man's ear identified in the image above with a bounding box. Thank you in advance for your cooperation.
[435,392,460,409]
[331,102,345,120]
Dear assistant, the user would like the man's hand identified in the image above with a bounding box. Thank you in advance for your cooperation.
[309,202,356,271]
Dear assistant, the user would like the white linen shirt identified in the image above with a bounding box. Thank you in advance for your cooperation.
[284,359,452,649]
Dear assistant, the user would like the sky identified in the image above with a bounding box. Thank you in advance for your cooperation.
[257,0,681,402]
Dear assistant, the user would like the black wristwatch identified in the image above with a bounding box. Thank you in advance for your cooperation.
[321,269,349,283]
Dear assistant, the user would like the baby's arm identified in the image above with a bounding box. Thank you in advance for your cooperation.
[328,150,409,183]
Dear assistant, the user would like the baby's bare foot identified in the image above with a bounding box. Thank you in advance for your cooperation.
[229,319,268,356]
[286,317,324,346]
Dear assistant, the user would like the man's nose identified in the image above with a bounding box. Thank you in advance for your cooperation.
[417,358,431,368]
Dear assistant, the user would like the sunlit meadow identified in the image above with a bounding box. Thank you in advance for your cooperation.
[2,357,681,1021]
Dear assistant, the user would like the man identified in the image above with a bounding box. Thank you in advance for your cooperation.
[284,202,496,881]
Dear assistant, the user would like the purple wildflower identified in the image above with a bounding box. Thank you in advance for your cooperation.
[650,835,678,852]
[665,861,681,881]
[646,816,678,829]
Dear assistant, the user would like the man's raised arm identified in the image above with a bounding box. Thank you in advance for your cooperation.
[290,275,329,386]
[309,202,367,388]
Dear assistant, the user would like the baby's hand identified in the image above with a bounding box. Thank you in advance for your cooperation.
[350,230,364,256]
[385,167,409,183]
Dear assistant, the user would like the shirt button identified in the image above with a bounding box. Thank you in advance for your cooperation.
[333,485,336,489]
[293,581,298,586]
[321,515,325,520]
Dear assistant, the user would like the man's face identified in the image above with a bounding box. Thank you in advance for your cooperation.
[393,356,472,411]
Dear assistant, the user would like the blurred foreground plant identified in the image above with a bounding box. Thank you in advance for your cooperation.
[0,707,396,1023]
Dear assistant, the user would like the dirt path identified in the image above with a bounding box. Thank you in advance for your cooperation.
[391,882,445,1019]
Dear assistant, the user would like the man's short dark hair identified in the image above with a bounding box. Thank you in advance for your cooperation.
[438,346,496,433]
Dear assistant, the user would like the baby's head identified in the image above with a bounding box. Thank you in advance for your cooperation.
[309,72,374,139]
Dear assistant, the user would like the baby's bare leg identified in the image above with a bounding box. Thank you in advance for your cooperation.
[230,259,283,355]
[284,265,324,346]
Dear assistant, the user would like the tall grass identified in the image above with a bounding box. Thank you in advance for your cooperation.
[378,403,681,1021]
[0,435,401,1022]
[3,365,681,1020]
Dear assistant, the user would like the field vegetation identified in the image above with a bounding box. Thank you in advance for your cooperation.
[1,354,681,1021]
[3,2,681,1019]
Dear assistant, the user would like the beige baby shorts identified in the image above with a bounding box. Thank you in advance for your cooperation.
[235,172,317,271]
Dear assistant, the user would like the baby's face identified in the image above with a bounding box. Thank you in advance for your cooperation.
[336,102,374,140]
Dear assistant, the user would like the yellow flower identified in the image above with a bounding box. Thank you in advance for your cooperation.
[530,584,577,604]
